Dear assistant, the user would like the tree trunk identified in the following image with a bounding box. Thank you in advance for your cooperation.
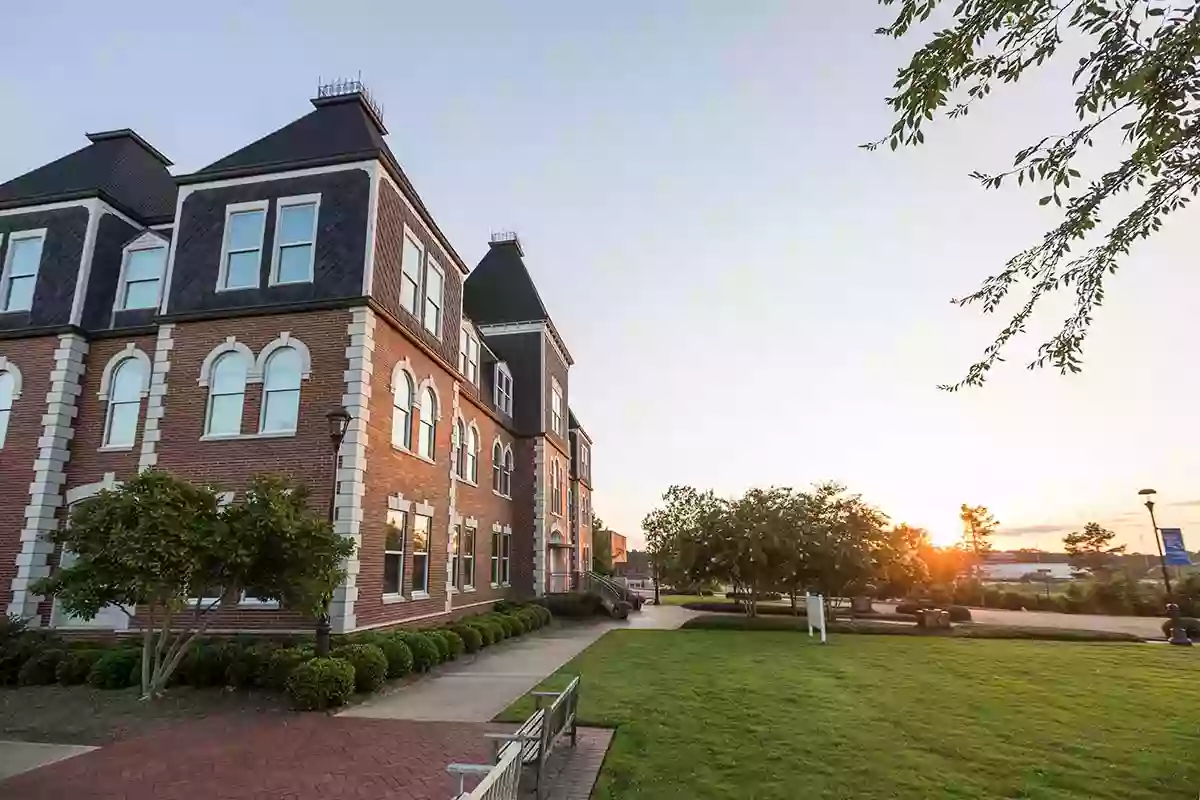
[790,589,797,615]
[652,562,660,605]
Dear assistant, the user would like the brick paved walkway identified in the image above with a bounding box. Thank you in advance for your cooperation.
[0,714,495,800]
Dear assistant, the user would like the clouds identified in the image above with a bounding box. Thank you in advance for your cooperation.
[1166,499,1200,508]
[998,524,1071,538]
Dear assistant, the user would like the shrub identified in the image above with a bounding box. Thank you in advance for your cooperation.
[19,648,66,686]
[679,614,1143,641]
[532,605,552,626]
[466,620,496,646]
[451,624,483,653]
[1000,592,1027,611]
[1162,617,1200,640]
[226,642,277,689]
[947,606,973,623]
[518,608,541,631]
[177,641,235,688]
[266,646,312,690]
[330,644,388,693]
[542,592,604,618]
[0,629,63,686]
[377,635,414,679]
[438,629,465,659]
[493,599,522,613]
[57,649,105,685]
[724,591,782,601]
[421,629,450,662]
[286,657,355,710]
[88,648,141,689]
[895,601,921,615]
[499,614,524,636]
[396,632,440,672]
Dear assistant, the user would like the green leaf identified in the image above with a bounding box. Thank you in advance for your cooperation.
[1039,196,1052,205]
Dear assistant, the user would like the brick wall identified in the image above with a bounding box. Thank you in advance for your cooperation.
[0,336,59,611]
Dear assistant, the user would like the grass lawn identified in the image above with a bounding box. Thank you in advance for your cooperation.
[501,630,1199,800]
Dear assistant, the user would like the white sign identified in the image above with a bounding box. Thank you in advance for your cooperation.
[805,592,827,644]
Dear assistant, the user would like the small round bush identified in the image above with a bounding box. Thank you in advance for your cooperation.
[377,635,414,678]
[420,629,450,662]
[947,606,973,623]
[895,601,923,616]
[465,621,493,646]
[286,657,355,710]
[226,642,277,688]
[1163,617,1200,640]
[266,646,312,690]
[506,613,528,635]
[330,644,387,693]
[57,649,104,685]
[518,608,541,631]
[438,629,465,659]
[496,614,520,637]
[397,632,440,672]
[88,648,140,689]
[482,620,506,643]
[19,648,66,686]
[178,642,234,687]
[452,624,483,653]
[533,605,552,626]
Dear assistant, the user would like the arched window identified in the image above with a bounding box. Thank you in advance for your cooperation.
[206,352,248,436]
[503,446,514,497]
[392,371,413,449]
[453,419,466,477]
[492,442,503,493]
[466,425,479,483]
[103,358,145,447]
[0,370,14,449]
[418,387,437,459]
[259,347,301,433]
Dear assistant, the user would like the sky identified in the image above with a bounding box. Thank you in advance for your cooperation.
[2,2,1198,554]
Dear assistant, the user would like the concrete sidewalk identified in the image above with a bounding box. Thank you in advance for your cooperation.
[0,740,96,781]
[342,603,697,723]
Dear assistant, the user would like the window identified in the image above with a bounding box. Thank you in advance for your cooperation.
[551,380,563,436]
[450,523,462,590]
[392,371,413,449]
[118,246,166,310]
[580,443,590,483]
[384,509,406,595]
[1,230,45,312]
[459,328,479,384]
[423,259,443,336]
[411,514,431,594]
[503,447,514,497]
[205,351,248,436]
[453,420,466,478]
[259,347,301,433]
[494,364,513,415]
[492,442,503,493]
[103,358,145,448]
[0,370,13,448]
[501,529,511,585]
[466,426,478,483]
[400,233,422,315]
[551,460,564,515]
[418,387,437,459]
[491,529,502,585]
[272,197,319,284]
[463,525,476,589]
[219,204,266,290]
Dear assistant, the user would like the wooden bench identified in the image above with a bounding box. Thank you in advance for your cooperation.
[447,676,580,800]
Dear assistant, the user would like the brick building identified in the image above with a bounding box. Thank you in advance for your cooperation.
[0,85,594,634]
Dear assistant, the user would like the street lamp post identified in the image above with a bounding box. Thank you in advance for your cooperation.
[1138,488,1193,647]
[315,408,352,657]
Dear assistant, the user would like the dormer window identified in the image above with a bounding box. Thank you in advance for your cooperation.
[459,325,479,384]
[270,195,320,285]
[117,236,167,310]
[494,363,513,415]
[1,230,45,312]
[550,378,563,436]
[218,202,267,291]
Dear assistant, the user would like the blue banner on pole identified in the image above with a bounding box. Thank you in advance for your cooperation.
[1160,528,1193,566]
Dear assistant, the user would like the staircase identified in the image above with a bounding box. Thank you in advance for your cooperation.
[583,571,644,618]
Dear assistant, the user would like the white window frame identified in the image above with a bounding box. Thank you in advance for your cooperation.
[0,229,47,313]
[411,513,431,597]
[501,528,511,586]
[491,528,502,587]
[580,443,590,483]
[463,525,476,590]
[466,424,479,484]
[503,446,514,497]
[269,194,321,285]
[494,363,513,415]
[115,237,168,312]
[418,386,438,460]
[551,459,564,516]
[423,257,443,337]
[101,357,147,450]
[383,508,407,598]
[0,361,21,450]
[257,346,302,435]
[216,200,268,292]
[392,368,414,450]
[400,229,423,316]
[459,326,479,385]
[492,441,504,494]
[204,351,249,437]
[551,379,563,436]
[450,523,462,591]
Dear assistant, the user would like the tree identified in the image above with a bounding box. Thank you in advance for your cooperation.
[32,471,354,698]
[591,514,613,574]
[875,523,933,598]
[1063,521,1127,578]
[960,504,998,573]
[870,1,1200,388]
[642,485,715,605]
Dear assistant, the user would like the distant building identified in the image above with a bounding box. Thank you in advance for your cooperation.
[611,532,628,564]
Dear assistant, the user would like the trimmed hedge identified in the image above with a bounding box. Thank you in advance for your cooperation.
[331,644,388,693]
[682,601,807,616]
[88,648,141,689]
[895,602,973,623]
[725,591,782,601]
[377,635,414,678]
[57,649,104,685]
[1162,617,1200,640]
[19,648,66,686]
[177,641,234,688]
[451,624,483,653]
[542,592,605,618]
[422,629,450,662]
[466,620,498,646]
[679,614,1143,642]
[437,629,465,659]
[286,657,355,710]
[396,632,440,672]
[266,646,312,690]
[226,642,277,689]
